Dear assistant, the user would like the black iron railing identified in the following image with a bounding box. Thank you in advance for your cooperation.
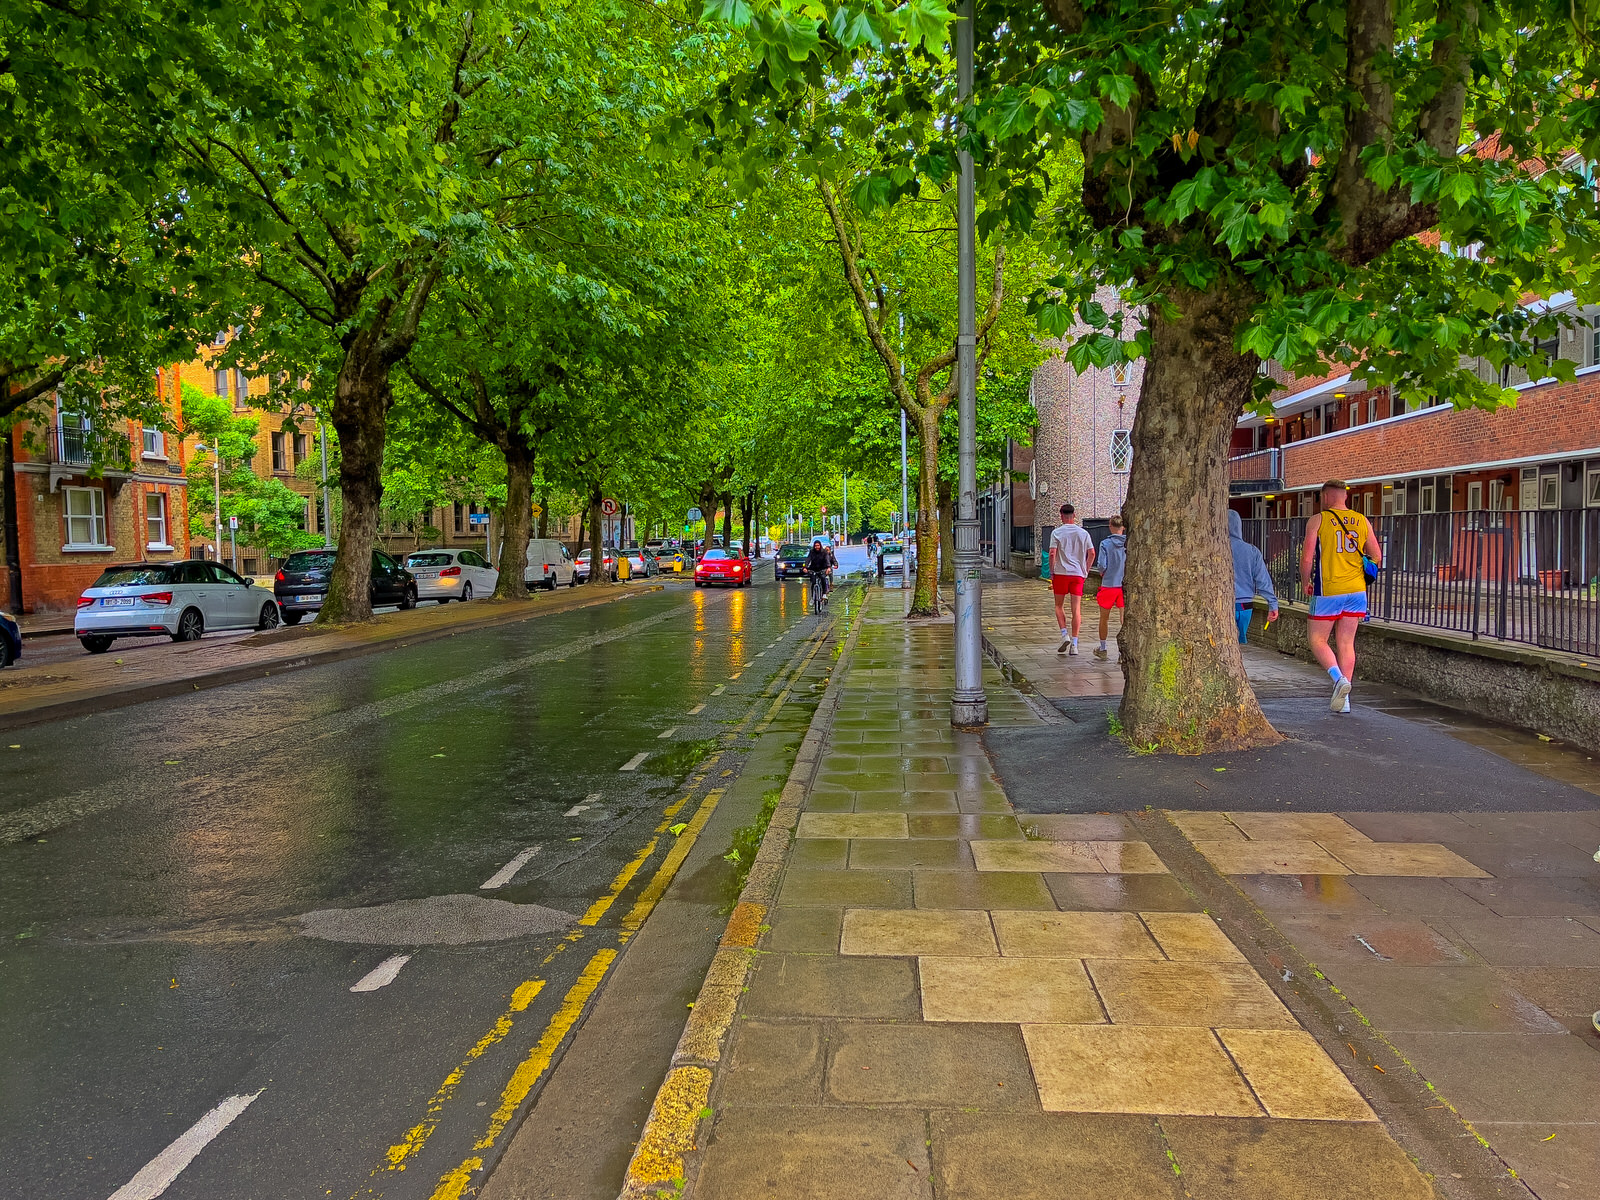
[1240,511,1600,656]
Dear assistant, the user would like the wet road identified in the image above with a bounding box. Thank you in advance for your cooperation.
[0,560,863,1200]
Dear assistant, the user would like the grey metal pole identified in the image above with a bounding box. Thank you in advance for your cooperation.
[951,0,987,726]
[213,455,222,563]
[319,423,332,548]
[842,472,848,545]
[899,314,909,538]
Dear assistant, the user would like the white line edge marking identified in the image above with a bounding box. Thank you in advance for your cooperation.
[657,727,677,739]
[688,703,706,715]
[107,1090,263,1200]
[350,954,412,992]
[564,804,589,817]
[711,685,726,696]
[480,845,541,889]
[620,752,650,772]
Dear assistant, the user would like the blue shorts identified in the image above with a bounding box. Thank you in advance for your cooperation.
[1234,604,1254,644]
[1309,592,1368,621]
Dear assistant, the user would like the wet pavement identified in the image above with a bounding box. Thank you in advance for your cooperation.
[0,560,868,1200]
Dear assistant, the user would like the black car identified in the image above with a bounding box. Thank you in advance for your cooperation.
[0,608,19,669]
[775,542,812,580]
[274,549,416,624]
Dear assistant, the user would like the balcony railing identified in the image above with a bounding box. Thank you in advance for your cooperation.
[1228,447,1282,495]
[52,424,92,466]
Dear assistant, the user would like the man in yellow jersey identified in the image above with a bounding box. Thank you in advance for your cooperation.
[1299,480,1382,713]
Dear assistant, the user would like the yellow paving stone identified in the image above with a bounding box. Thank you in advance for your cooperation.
[993,910,1164,960]
[971,840,1104,873]
[1141,912,1248,963]
[1191,839,1352,876]
[1216,1028,1377,1121]
[1318,840,1492,878]
[796,812,908,840]
[1168,811,1246,842]
[840,908,997,957]
[1226,812,1371,844]
[1022,1025,1262,1116]
[919,956,1106,1024]
[1019,814,1129,840]
[1088,841,1170,874]
[1086,960,1297,1029]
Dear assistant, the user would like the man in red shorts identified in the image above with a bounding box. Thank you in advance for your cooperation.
[1049,503,1095,655]
[1092,514,1126,659]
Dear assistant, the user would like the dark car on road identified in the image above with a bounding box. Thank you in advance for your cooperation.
[0,608,19,668]
[775,542,812,581]
[275,549,416,624]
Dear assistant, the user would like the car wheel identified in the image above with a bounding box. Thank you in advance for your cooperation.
[399,586,416,611]
[568,575,577,588]
[437,597,450,605]
[172,608,204,642]
[79,634,114,654]
[256,602,281,631]
[545,575,557,592]
[0,639,12,668]
[282,610,304,625]
[461,583,473,601]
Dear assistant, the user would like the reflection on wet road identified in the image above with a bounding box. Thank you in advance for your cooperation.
[0,573,845,1200]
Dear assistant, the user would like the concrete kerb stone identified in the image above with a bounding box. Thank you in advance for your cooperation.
[617,588,871,1200]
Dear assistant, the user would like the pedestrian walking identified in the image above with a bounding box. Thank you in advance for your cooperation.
[1049,503,1095,655]
[1299,479,1382,713]
[1092,515,1127,660]
[1229,510,1278,645]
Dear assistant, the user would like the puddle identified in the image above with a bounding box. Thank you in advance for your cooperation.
[298,893,574,944]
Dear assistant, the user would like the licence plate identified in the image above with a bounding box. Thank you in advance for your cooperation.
[296,594,320,603]
[101,597,134,608]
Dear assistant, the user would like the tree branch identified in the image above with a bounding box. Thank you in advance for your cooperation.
[0,367,68,423]
[253,267,337,327]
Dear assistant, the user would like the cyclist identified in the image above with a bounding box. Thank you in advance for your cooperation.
[805,539,834,610]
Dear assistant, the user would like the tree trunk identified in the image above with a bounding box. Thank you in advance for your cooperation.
[937,474,955,585]
[1118,291,1280,753]
[909,410,941,616]
[741,492,755,559]
[319,355,389,624]
[494,447,534,600]
[585,483,607,585]
[3,422,23,614]
[720,494,733,547]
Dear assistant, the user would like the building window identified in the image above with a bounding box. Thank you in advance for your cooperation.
[142,426,165,459]
[1109,429,1132,473]
[235,370,250,409]
[1467,482,1483,511]
[1539,472,1560,509]
[145,492,169,548]
[1490,479,1507,511]
[64,487,108,547]
[1111,361,1130,387]
[271,431,287,472]
[215,369,230,401]
[1585,467,1600,507]
[1362,491,1374,516]
[1392,486,1407,516]
[1420,482,1436,513]
[212,331,228,347]
[454,502,465,534]
[293,431,308,466]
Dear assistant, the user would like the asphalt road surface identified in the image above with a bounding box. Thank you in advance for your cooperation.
[0,554,868,1200]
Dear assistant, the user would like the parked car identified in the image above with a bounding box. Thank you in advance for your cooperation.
[775,542,812,581]
[620,546,658,578]
[694,549,752,588]
[878,541,909,575]
[520,538,576,590]
[406,548,498,603]
[0,608,19,668]
[655,548,689,574]
[275,549,416,624]
[75,561,281,653]
[573,548,618,583]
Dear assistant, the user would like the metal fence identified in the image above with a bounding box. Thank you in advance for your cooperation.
[1239,511,1600,656]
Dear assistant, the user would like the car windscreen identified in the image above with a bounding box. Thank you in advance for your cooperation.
[92,564,178,588]
[779,544,810,559]
[406,552,454,567]
[882,544,904,554]
[701,550,729,561]
[283,551,338,572]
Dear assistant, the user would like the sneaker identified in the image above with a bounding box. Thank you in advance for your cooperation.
[1093,647,1108,660]
[1340,696,1351,713]
[1068,641,1079,656]
[1331,677,1352,713]
[1057,637,1070,654]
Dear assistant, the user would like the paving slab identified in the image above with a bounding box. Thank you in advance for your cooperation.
[1312,963,1565,1033]
[1474,1121,1600,1200]
[1393,1030,1600,1122]
[694,1107,933,1200]
[1158,1117,1438,1200]
[1021,1024,1262,1116]
[929,1112,1183,1200]
[1043,872,1201,912]
[824,1022,1039,1108]
[744,954,919,1020]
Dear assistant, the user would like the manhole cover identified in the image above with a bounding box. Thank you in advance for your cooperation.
[298,893,574,945]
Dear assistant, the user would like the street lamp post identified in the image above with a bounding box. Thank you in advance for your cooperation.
[951,0,988,726]
[195,442,223,562]
[319,422,332,548]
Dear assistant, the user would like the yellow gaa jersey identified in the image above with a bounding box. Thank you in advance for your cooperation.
[1311,507,1372,596]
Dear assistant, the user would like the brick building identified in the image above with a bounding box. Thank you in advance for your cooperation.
[3,372,191,614]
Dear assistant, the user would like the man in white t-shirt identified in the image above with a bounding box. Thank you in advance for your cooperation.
[1049,503,1095,654]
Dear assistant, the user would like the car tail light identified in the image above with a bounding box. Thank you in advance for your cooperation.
[140,591,173,605]
[77,595,94,609]
[275,569,286,582]
[439,566,461,577]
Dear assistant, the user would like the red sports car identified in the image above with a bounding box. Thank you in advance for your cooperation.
[693,549,752,588]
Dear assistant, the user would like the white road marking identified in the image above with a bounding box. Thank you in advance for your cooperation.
[107,1090,262,1200]
[754,652,765,657]
[350,954,412,992]
[657,727,678,739]
[620,752,650,772]
[480,845,542,889]
[711,685,726,696]
[562,793,602,818]
[688,703,706,715]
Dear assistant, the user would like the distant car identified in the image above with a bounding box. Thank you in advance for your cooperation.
[520,538,575,590]
[0,609,19,668]
[775,543,811,581]
[574,549,618,583]
[75,561,282,653]
[620,546,658,578]
[275,549,416,624]
[656,548,689,574]
[878,542,908,575]
[406,548,498,603]
[694,549,752,588]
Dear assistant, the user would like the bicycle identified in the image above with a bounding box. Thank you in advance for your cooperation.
[807,570,829,614]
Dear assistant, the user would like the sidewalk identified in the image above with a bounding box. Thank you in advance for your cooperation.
[617,580,1600,1200]
[0,583,661,729]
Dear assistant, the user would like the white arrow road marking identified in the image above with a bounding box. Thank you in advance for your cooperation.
[688,703,706,716]
[620,752,650,772]
[711,685,726,696]
[480,845,543,889]
[350,954,412,992]
[657,727,677,739]
[107,1090,262,1200]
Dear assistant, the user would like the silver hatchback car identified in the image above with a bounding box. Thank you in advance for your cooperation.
[74,561,281,653]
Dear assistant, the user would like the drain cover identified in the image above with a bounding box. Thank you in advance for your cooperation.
[298,893,574,945]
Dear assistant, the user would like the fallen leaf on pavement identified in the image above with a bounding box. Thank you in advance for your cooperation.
[1372,1065,1385,1073]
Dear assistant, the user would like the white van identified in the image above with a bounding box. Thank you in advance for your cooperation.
[522,539,576,590]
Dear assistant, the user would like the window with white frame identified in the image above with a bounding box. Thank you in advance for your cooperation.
[63,487,108,547]
[234,370,250,409]
[1586,467,1600,507]
[142,426,165,458]
[1420,482,1436,513]
[215,369,230,401]
[1467,482,1483,511]
[1109,429,1132,473]
[145,492,169,548]
[1539,472,1560,509]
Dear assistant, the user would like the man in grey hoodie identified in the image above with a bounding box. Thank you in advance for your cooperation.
[1092,515,1127,660]
[1229,510,1278,644]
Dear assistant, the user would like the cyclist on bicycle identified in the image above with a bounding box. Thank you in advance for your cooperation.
[805,539,834,608]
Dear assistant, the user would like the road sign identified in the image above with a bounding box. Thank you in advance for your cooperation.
[600,498,620,516]
[820,505,828,514]
[529,503,543,518]
[469,512,489,527]
[687,507,702,522]
[228,516,238,531]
